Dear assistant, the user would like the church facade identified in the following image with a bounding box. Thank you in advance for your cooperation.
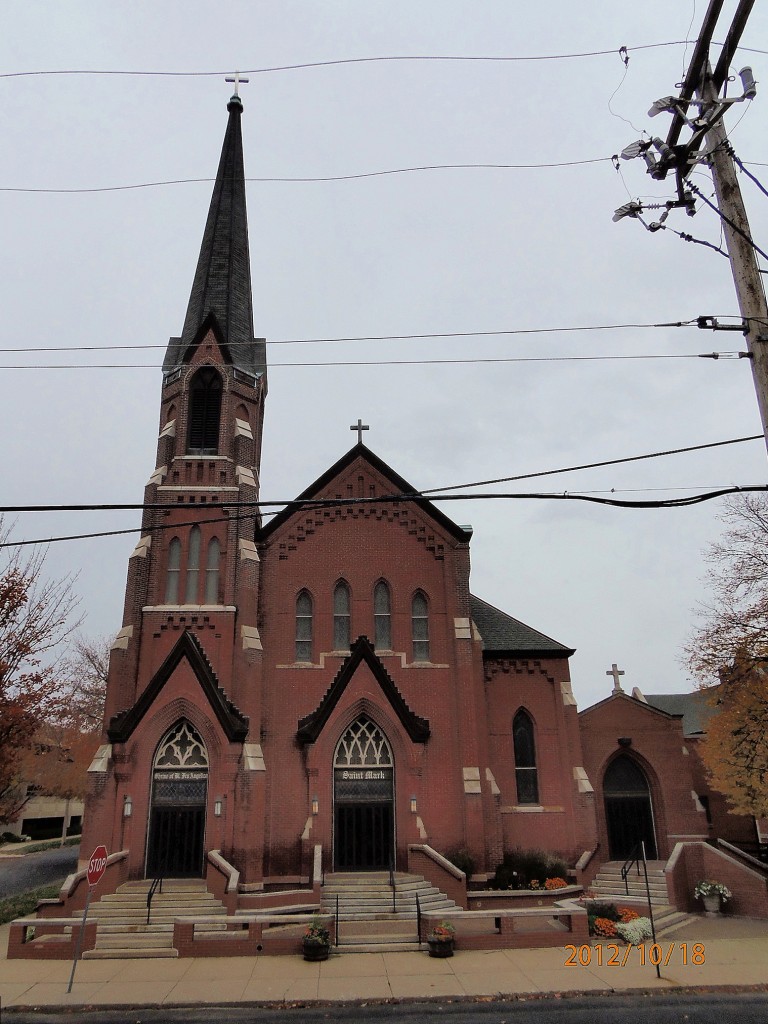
[80,95,763,896]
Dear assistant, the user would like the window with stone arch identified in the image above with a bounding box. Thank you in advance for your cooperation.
[165,537,182,604]
[513,709,539,804]
[187,366,223,454]
[295,590,313,662]
[154,719,209,770]
[411,591,430,661]
[333,580,351,651]
[334,716,393,768]
[373,580,392,651]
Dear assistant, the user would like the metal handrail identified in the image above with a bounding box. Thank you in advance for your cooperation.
[146,858,166,925]
[619,840,660,979]
[416,892,421,943]
[335,893,340,947]
[389,856,396,913]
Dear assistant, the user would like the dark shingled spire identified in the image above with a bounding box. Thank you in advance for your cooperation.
[164,95,266,379]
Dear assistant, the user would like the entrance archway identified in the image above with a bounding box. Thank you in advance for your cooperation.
[146,720,208,878]
[333,716,394,871]
[603,754,657,860]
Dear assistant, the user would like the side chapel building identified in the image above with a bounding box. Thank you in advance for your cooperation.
[80,95,763,892]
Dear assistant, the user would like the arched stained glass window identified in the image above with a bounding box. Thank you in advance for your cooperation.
[205,537,220,604]
[334,716,393,767]
[185,526,201,603]
[412,591,430,661]
[296,590,313,662]
[188,367,222,454]
[374,581,392,651]
[165,537,181,604]
[334,581,351,651]
[513,710,539,804]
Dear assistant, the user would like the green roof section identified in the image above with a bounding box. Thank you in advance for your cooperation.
[643,689,718,737]
[470,594,574,657]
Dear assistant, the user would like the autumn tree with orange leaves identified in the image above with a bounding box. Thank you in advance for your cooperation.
[685,494,768,818]
[0,520,80,825]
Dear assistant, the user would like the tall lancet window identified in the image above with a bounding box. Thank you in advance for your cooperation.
[185,526,201,603]
[165,537,181,604]
[333,581,351,651]
[205,537,221,604]
[296,590,313,662]
[513,710,539,804]
[374,581,392,651]
[188,367,223,454]
[411,591,430,661]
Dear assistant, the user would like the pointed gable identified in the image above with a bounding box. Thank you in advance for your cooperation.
[107,630,249,743]
[260,442,472,544]
[297,636,430,743]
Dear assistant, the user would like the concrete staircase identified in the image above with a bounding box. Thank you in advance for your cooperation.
[77,879,227,959]
[590,861,670,905]
[321,872,461,953]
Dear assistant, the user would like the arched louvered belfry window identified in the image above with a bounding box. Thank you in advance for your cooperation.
[374,580,392,650]
[411,591,430,661]
[187,367,223,454]
[205,537,220,604]
[296,590,313,662]
[334,580,351,651]
[513,710,539,804]
[185,526,201,603]
[165,537,181,604]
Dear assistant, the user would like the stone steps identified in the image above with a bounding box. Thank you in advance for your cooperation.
[75,878,227,959]
[590,861,670,905]
[320,871,461,950]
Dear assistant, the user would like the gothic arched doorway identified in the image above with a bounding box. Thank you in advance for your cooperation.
[146,720,208,878]
[333,716,394,871]
[603,754,657,860]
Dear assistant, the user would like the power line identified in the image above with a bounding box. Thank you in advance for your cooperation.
[0,320,703,353]
[0,44,701,81]
[0,159,612,194]
[421,434,763,493]
[0,352,750,370]
[3,483,768,549]
[688,180,768,263]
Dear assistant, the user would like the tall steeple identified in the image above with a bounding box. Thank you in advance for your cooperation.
[164,94,266,381]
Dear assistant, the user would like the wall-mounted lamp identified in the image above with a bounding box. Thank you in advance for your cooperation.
[123,795,132,818]
[311,795,319,816]
[214,797,223,817]
[410,795,417,814]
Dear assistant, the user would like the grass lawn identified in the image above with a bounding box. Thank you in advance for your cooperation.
[0,882,64,924]
[0,836,80,856]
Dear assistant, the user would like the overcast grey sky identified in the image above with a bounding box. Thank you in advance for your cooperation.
[2,1,767,709]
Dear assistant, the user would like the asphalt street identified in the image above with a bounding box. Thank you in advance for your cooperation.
[3,993,768,1024]
[0,846,79,899]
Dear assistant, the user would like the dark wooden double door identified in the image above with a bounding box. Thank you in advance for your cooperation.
[604,755,657,860]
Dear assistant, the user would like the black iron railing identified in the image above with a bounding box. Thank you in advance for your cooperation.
[335,893,340,947]
[146,858,166,926]
[620,840,660,979]
[415,892,422,944]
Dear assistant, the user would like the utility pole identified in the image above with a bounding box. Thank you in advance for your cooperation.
[699,66,768,447]
[616,0,768,450]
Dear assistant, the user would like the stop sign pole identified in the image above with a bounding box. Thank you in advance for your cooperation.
[67,845,108,994]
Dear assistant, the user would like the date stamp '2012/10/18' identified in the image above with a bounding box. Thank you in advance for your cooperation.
[565,943,706,967]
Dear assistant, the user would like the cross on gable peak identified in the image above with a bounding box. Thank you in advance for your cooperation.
[350,419,369,445]
[606,662,626,694]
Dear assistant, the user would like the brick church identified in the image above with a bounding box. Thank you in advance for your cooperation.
[80,94,764,893]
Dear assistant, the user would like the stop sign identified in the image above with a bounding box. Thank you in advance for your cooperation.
[86,845,108,888]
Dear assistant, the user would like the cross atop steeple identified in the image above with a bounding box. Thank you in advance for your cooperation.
[225,71,250,97]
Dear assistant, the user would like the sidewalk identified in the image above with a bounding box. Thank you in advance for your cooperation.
[1,917,766,1009]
